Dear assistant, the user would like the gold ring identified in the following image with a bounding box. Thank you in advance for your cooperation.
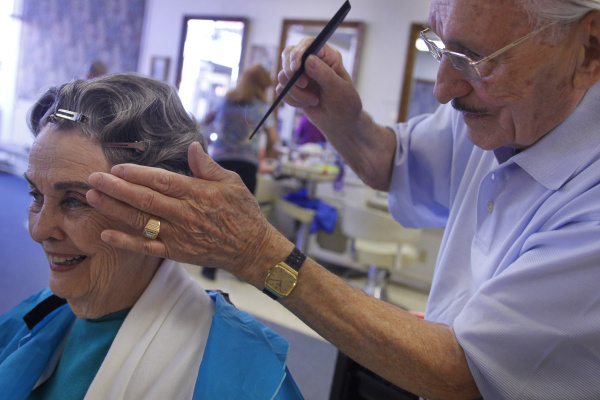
[143,216,161,240]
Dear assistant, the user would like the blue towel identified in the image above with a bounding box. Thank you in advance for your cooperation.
[283,189,338,234]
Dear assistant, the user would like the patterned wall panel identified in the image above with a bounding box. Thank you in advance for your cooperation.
[16,0,146,99]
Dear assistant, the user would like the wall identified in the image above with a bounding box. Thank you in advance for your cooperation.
[140,0,431,126]
[17,0,145,99]
[7,0,146,147]
[5,0,431,146]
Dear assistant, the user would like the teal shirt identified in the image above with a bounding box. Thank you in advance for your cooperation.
[27,308,129,400]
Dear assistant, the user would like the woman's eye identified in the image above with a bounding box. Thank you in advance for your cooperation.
[28,190,43,204]
[62,196,88,209]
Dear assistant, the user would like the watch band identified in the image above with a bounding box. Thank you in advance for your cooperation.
[263,247,306,300]
[284,247,306,272]
[263,286,281,300]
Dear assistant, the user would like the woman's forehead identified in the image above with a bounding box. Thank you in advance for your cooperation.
[27,127,110,186]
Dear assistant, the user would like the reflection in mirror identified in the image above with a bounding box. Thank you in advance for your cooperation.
[398,23,441,122]
[176,17,247,122]
[276,19,364,145]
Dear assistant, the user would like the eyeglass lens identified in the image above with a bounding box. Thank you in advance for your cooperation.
[421,30,482,80]
[427,43,480,80]
[446,54,479,79]
[423,39,441,60]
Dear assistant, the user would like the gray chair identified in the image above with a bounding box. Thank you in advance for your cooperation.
[340,202,422,300]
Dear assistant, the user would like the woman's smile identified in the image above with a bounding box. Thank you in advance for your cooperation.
[45,251,88,271]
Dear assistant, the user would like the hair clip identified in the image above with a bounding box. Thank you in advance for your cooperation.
[53,109,87,123]
[102,141,146,152]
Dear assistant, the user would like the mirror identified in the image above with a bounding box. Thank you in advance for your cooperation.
[176,16,247,122]
[276,19,364,145]
[397,23,441,122]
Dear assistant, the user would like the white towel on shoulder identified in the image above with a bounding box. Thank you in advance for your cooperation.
[84,259,214,400]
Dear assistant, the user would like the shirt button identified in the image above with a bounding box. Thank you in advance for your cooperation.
[487,202,494,213]
[491,173,495,181]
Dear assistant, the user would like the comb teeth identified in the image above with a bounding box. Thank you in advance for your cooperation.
[102,141,146,151]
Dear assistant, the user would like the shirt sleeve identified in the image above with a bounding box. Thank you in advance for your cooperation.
[453,189,600,399]
[388,103,474,229]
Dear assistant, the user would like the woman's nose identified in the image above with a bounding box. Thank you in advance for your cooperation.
[433,57,473,104]
[29,206,66,243]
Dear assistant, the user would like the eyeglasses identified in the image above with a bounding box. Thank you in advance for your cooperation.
[419,22,556,81]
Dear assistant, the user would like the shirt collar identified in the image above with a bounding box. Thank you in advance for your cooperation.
[495,82,600,190]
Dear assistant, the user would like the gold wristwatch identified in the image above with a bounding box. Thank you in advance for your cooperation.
[263,247,306,300]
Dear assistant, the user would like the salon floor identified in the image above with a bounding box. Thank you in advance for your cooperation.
[183,263,429,400]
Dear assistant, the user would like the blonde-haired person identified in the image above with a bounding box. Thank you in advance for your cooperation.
[205,64,280,194]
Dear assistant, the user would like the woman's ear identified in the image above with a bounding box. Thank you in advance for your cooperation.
[574,11,600,89]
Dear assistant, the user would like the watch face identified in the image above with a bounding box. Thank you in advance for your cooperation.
[267,264,297,296]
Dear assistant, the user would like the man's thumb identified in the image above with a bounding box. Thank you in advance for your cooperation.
[188,142,228,181]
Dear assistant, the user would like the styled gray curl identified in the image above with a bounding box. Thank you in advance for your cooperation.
[28,73,206,177]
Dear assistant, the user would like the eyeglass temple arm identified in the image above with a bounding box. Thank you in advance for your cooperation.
[472,22,557,66]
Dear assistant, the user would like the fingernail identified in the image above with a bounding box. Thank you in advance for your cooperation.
[305,55,317,71]
[86,189,99,203]
[100,230,112,243]
[89,172,103,187]
[297,76,308,88]
[111,165,124,177]
[195,141,204,157]
[291,60,298,72]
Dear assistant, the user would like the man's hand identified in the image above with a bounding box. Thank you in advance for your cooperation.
[278,38,363,135]
[86,142,291,286]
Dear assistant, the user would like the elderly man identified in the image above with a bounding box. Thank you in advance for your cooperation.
[86,0,600,398]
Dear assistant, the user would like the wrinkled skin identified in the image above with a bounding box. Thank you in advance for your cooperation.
[26,127,161,318]
[429,0,586,150]
[86,142,292,288]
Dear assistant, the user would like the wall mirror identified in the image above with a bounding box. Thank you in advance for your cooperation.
[176,16,247,122]
[397,23,441,122]
[276,19,364,144]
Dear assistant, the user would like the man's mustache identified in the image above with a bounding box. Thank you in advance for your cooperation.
[452,98,488,115]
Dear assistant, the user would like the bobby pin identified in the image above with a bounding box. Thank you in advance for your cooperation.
[53,109,87,123]
[102,141,146,152]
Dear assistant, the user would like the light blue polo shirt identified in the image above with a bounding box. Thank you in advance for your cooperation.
[388,82,600,399]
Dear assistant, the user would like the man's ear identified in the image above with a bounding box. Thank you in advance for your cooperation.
[574,11,600,89]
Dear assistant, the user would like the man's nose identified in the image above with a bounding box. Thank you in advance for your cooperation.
[433,57,472,104]
[30,206,66,243]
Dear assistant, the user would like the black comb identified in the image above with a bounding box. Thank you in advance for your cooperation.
[249,0,351,139]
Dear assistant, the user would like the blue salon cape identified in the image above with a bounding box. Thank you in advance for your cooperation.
[0,289,303,400]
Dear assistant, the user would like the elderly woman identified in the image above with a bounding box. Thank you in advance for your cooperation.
[0,74,302,400]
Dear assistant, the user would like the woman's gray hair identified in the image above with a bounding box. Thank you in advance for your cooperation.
[28,73,205,176]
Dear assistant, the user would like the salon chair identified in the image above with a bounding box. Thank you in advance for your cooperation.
[329,351,418,400]
[274,197,316,252]
[340,202,421,301]
[255,174,279,220]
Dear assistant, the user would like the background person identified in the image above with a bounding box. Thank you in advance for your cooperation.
[86,60,108,79]
[0,73,302,400]
[205,64,280,194]
[293,114,326,145]
[85,1,600,398]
